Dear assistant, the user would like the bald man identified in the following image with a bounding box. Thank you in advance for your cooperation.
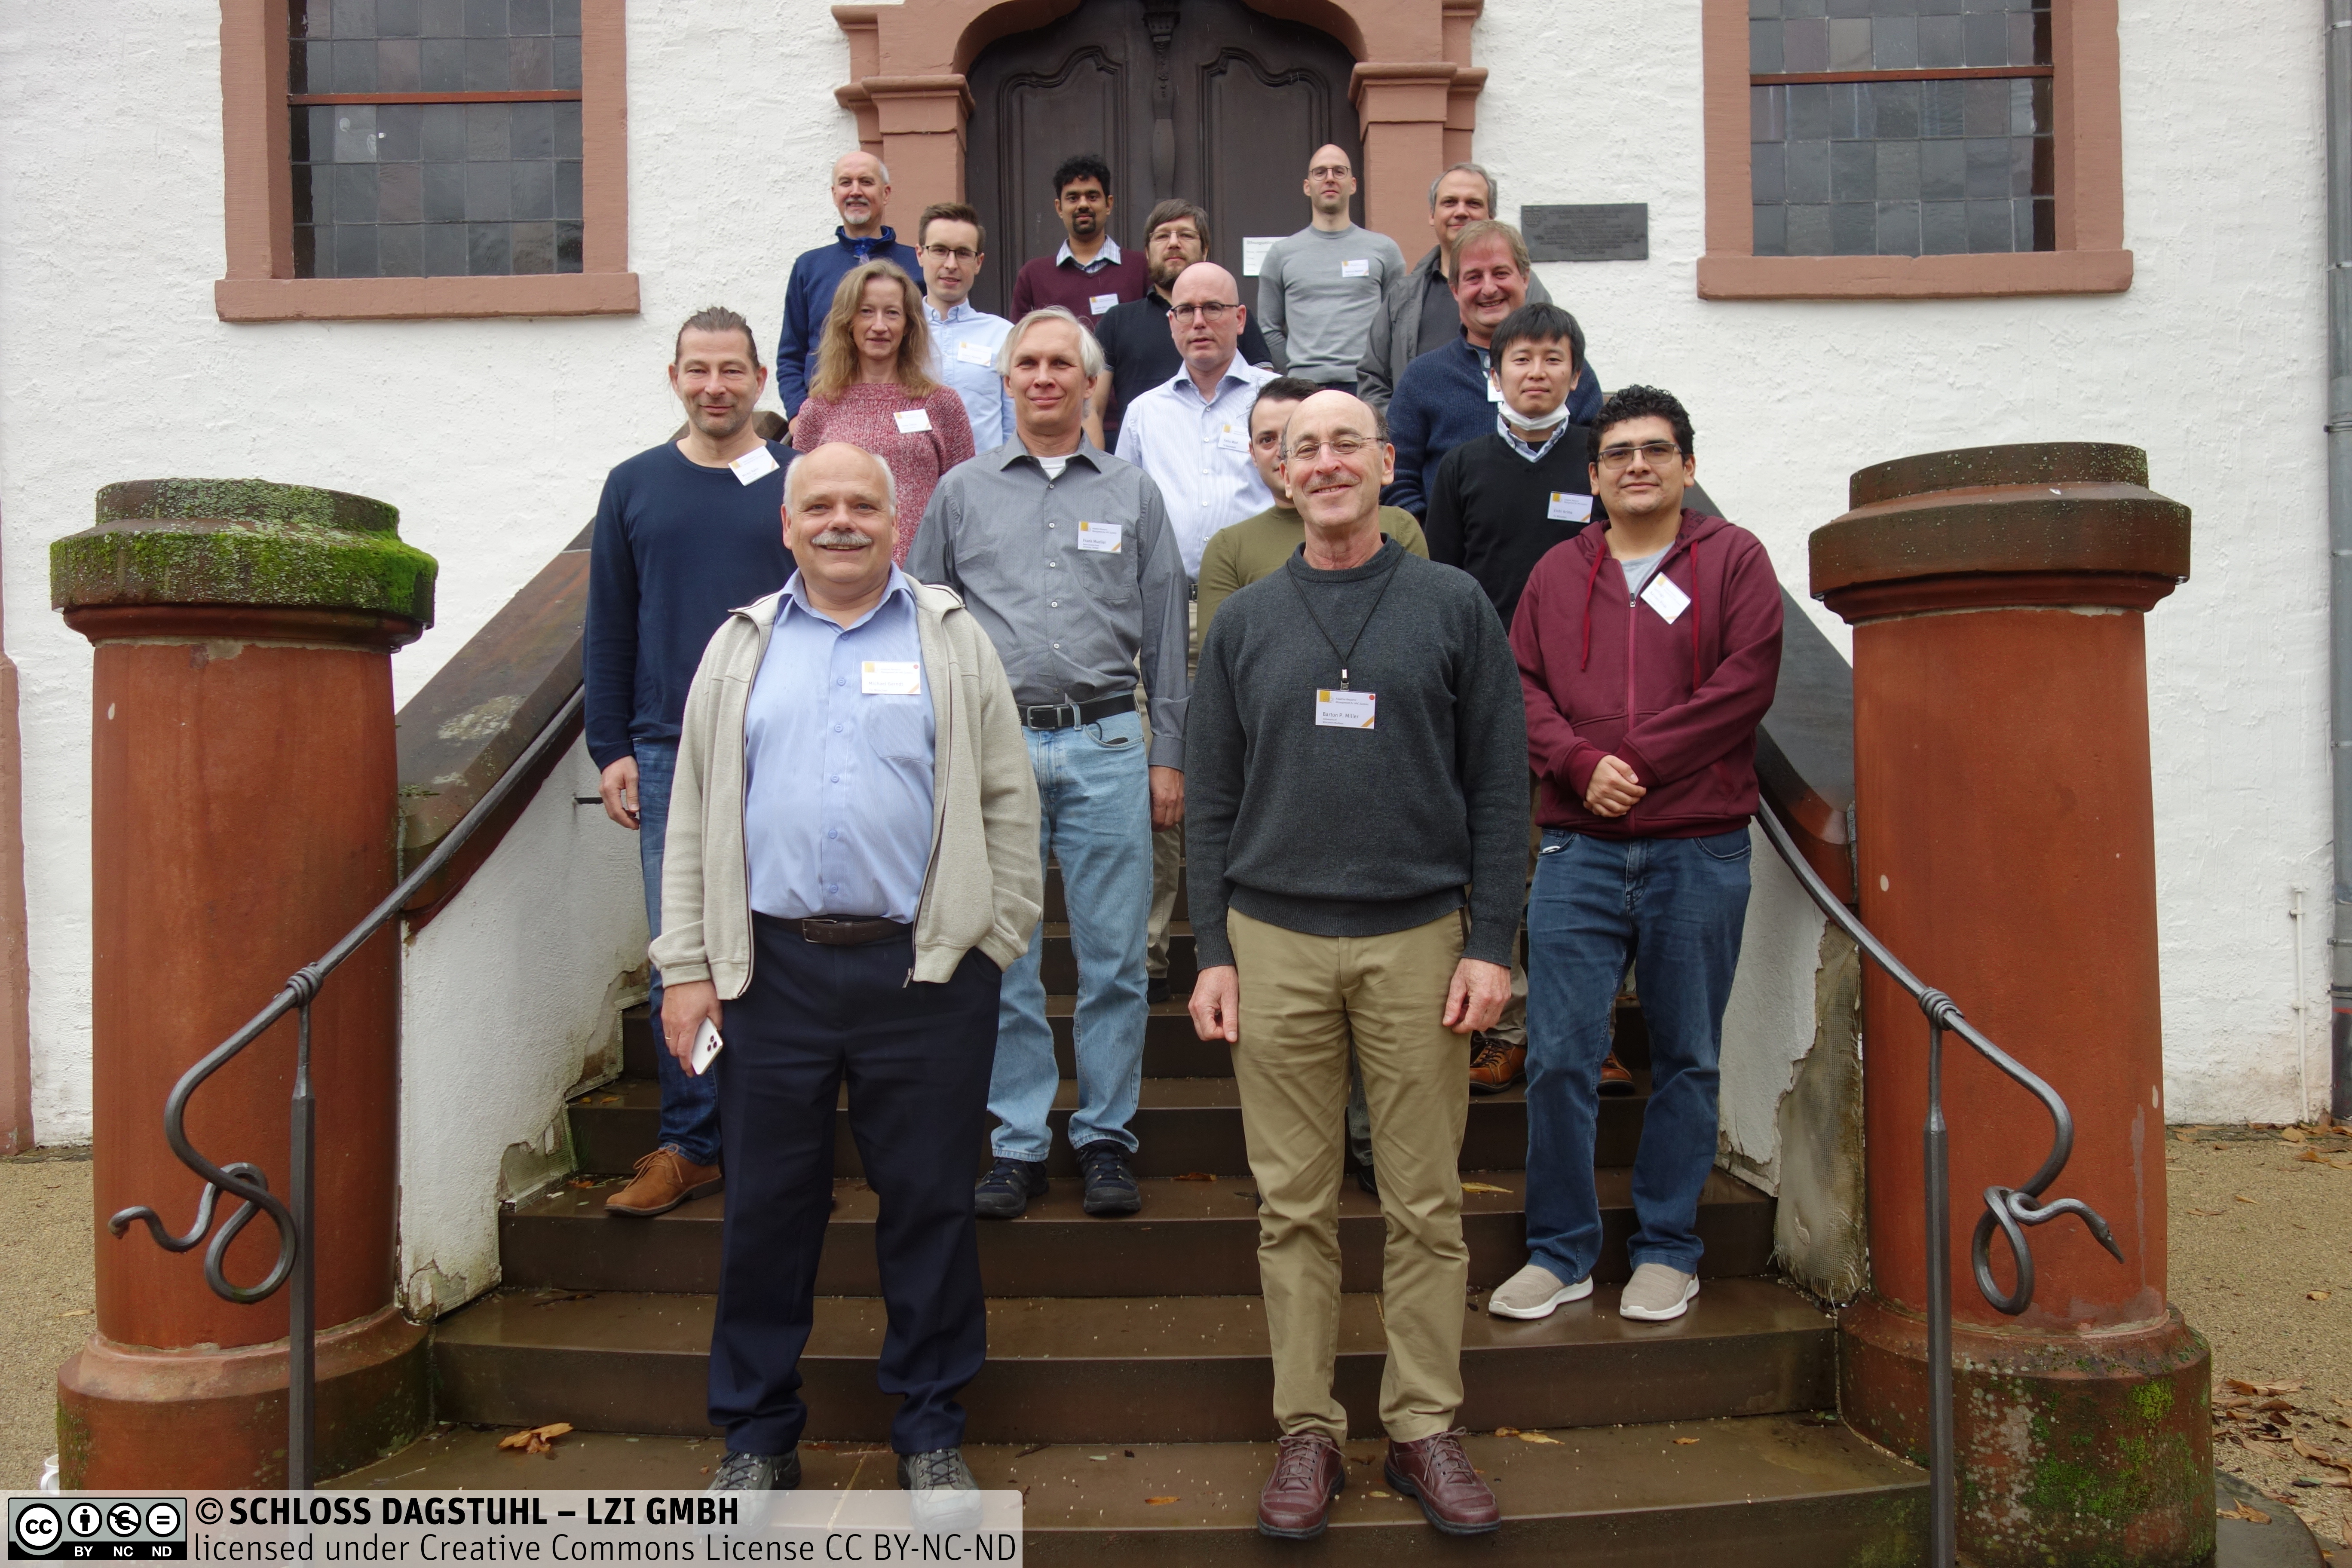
[1254,144,1406,395]
[775,151,926,415]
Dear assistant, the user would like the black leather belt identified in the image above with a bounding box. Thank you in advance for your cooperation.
[785,917,910,946]
[1020,693,1136,730]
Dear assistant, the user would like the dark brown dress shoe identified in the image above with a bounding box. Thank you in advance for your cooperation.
[1256,1432,1345,1540]
[1467,1032,1526,1095]
[1384,1430,1500,1536]
[1598,1050,1638,1097]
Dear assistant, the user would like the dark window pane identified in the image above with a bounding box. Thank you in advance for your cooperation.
[1919,138,1966,198]
[379,223,424,275]
[422,0,464,37]
[551,101,582,158]
[553,34,581,89]
[379,0,422,36]
[554,0,580,34]
[2030,133,2053,195]
[466,160,512,219]
[1752,142,1788,202]
[512,220,557,273]
[463,36,508,89]
[1921,78,1966,136]
[1873,0,1920,13]
[1787,204,1833,254]
[1961,77,2008,135]
[332,105,378,162]
[1919,0,1961,12]
[379,161,424,222]
[1920,200,1968,254]
[289,104,314,162]
[2009,135,2037,196]
[1751,19,1784,72]
[333,0,377,38]
[511,158,554,219]
[332,37,377,92]
[1917,14,1963,65]
[1871,80,1921,138]
[2029,75,2053,134]
[556,220,584,272]
[511,34,552,88]
[1786,140,1831,202]
[466,0,506,37]
[1828,0,1870,16]
[334,161,379,222]
[422,221,470,276]
[377,37,420,91]
[1828,17,1871,69]
[466,101,510,160]
[2028,195,2055,250]
[1963,136,2010,197]
[1873,16,1917,65]
[376,103,423,160]
[1788,83,1830,140]
[1875,200,1921,256]
[1751,0,1780,18]
[1874,139,1920,199]
[469,221,513,275]
[1830,202,1876,254]
[1753,84,1787,141]
[294,224,318,276]
[420,102,466,160]
[1827,82,1865,139]
[419,37,464,89]
[511,0,552,30]
[1965,199,2013,251]
[288,33,312,92]
[1783,17,1829,69]
[293,162,318,225]
[1830,139,1875,200]
[291,0,321,39]
[1963,9,2008,64]
[333,224,380,277]
[1754,205,1788,255]
[423,161,467,220]
[554,158,582,220]
[509,100,554,159]
[2030,9,2051,64]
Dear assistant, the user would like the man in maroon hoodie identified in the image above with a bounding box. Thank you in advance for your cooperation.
[1498,386,1782,1325]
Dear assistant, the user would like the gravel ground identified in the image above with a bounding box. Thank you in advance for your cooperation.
[0,1148,93,1491]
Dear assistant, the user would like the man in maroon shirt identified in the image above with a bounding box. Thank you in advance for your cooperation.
[1008,153,1149,331]
[1501,385,1783,1327]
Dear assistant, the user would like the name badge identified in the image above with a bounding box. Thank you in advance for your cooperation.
[1641,572,1691,625]
[1216,423,1250,453]
[955,338,995,365]
[1341,258,1371,278]
[894,408,933,435]
[1089,292,1121,316]
[1547,492,1592,523]
[1076,520,1124,553]
[1315,689,1377,729]
[728,445,779,485]
[861,660,922,695]
[1485,377,1504,403]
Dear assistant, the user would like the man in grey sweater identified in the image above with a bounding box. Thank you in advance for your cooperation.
[1186,390,1522,1543]
[1254,146,1407,395]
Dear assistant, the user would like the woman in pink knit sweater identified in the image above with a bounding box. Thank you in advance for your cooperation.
[790,259,975,565]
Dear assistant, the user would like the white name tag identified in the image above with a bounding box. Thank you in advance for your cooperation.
[955,338,995,365]
[1547,492,1592,523]
[1315,689,1376,729]
[1089,292,1121,316]
[728,445,779,485]
[1216,423,1249,453]
[1076,519,1123,553]
[861,660,922,695]
[1641,572,1692,625]
[1341,258,1371,278]
[893,408,933,435]
[1486,377,1503,403]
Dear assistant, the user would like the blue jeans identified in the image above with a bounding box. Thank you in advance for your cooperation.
[1524,827,1751,1280]
[634,740,722,1167]
[989,710,1152,1161]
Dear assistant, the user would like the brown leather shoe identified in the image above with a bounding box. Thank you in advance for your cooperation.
[603,1148,723,1217]
[1467,1033,1525,1095]
[1256,1432,1345,1540]
[1598,1050,1638,1097]
[1384,1429,1500,1536]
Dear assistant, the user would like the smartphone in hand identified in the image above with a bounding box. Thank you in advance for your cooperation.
[690,1017,724,1076]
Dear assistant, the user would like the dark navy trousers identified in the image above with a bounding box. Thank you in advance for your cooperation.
[707,913,1000,1456]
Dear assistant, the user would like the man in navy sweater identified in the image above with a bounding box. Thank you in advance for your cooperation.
[1382,221,1602,521]
[774,152,924,416]
[586,307,797,1217]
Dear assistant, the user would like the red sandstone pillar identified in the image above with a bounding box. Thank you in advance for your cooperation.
[52,480,438,1487]
[1812,444,2209,1566]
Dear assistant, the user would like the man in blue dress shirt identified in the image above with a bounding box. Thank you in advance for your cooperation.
[916,201,1014,451]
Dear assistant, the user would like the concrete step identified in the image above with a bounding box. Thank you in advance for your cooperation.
[566,1073,1644,1178]
[501,1167,1775,1297]
[334,1415,1926,1565]
[431,1277,1837,1444]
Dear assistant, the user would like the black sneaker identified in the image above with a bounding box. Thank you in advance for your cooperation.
[974,1156,1048,1219]
[708,1449,801,1491]
[1077,1140,1142,1216]
[1146,976,1172,1005]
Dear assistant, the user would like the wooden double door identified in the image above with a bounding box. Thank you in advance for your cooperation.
[965,0,1363,319]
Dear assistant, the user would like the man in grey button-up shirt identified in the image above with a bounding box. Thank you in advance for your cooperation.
[910,306,1188,1222]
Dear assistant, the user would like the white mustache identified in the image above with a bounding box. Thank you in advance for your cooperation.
[810,528,870,548]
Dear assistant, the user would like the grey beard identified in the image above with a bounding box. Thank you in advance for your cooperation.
[810,528,870,549]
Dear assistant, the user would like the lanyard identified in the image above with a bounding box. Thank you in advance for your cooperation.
[1285,549,1400,691]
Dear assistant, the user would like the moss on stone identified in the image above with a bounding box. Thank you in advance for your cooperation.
[96,478,398,534]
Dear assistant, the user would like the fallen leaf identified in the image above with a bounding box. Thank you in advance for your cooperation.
[499,1422,573,1455]
[2228,1379,2306,1395]
[1493,1427,1519,1437]
[55,1308,89,1318]
[2236,1194,2259,1204]
[1513,1430,1563,1446]
[1673,1437,1700,1446]
[1144,1497,1178,1507]
[1461,1182,1511,1195]
[1173,1172,1217,1182]
[2218,1501,2272,1524]
[2312,1291,2334,1302]
[1124,1450,1136,1458]
[2284,1126,2309,1142]
[2190,1207,2226,1217]
[2176,1130,2197,1142]
[2293,1436,2352,1470]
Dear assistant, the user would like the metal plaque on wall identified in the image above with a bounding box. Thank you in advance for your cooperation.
[1521,204,1650,263]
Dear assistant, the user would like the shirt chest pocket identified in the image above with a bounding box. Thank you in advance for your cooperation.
[859,691,935,766]
[1066,532,1139,607]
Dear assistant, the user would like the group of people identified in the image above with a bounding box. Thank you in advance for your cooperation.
[581,143,1785,1538]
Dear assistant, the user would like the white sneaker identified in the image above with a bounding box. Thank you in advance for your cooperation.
[1619,1262,1699,1322]
[1487,1262,1594,1320]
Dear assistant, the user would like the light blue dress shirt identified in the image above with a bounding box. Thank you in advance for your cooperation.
[743,569,936,922]
[1112,361,1277,579]
[926,299,1014,452]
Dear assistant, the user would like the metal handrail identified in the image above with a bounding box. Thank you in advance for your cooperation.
[109,685,586,1489]
[1753,797,2124,1567]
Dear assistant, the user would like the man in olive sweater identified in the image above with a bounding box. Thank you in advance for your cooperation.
[1187,390,1522,1543]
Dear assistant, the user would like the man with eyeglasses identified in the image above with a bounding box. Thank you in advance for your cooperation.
[1090,199,1275,451]
[1355,163,1555,413]
[775,151,925,417]
[1188,390,1520,1542]
[1253,146,1405,398]
[916,202,1014,451]
[1502,385,1782,1327]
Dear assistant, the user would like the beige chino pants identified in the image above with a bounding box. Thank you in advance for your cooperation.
[1226,906,1472,1444]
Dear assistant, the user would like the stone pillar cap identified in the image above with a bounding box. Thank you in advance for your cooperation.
[53,478,437,631]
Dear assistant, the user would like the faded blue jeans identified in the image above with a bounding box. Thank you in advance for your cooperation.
[989,710,1152,1162]
[1523,827,1751,1282]
[634,739,722,1167]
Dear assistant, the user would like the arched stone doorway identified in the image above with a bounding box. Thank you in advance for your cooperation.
[961,0,1362,319]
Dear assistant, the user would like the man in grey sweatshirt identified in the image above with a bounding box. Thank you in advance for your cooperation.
[1186,390,1522,1542]
[1254,145,1407,394]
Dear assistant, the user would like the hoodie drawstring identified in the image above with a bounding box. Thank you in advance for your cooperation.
[1578,530,1609,671]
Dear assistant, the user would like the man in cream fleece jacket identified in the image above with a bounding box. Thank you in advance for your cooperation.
[653,442,1042,1498]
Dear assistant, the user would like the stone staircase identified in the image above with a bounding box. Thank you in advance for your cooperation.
[343,861,1926,1560]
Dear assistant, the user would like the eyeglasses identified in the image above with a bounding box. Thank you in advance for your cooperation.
[1308,164,1352,179]
[1168,302,1237,323]
[919,245,979,263]
[1596,441,1683,469]
[1285,435,1380,463]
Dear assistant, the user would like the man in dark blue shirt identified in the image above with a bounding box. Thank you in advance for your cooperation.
[774,152,925,416]
[586,307,796,1217]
